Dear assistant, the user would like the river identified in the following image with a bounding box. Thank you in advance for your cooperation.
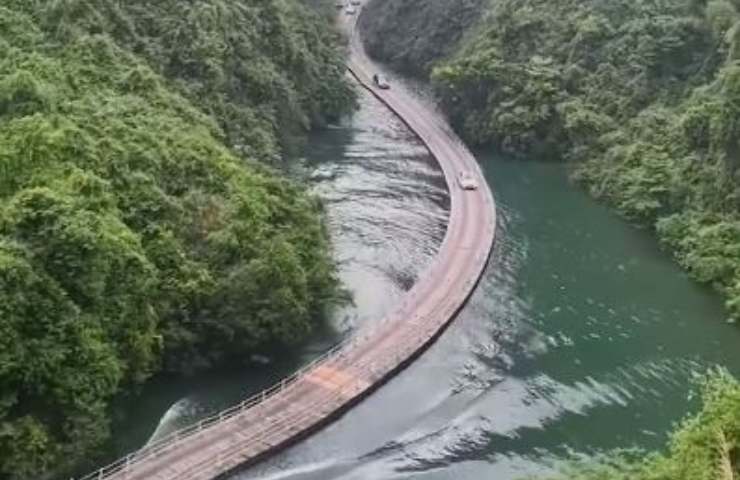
[105,86,740,480]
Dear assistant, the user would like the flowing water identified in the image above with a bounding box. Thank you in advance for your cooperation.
[105,86,740,480]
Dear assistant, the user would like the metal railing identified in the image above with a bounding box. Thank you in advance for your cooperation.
[77,13,497,480]
[74,261,429,480]
[77,234,493,480]
[77,336,355,480]
[164,269,491,480]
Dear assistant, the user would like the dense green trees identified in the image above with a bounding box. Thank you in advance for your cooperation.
[430,0,721,154]
[360,3,740,477]
[11,0,356,161]
[362,0,740,323]
[358,0,486,77]
[540,371,739,480]
[0,1,353,478]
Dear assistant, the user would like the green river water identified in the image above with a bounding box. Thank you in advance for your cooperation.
[103,86,740,480]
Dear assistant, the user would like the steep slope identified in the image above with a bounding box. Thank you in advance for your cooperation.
[358,0,486,77]
[361,0,740,323]
[541,371,740,480]
[14,0,356,161]
[360,2,740,477]
[0,1,353,478]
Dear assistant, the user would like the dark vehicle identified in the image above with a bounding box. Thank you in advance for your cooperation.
[372,73,390,89]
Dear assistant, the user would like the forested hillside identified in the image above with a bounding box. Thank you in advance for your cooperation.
[0,1,353,478]
[544,371,740,480]
[358,0,486,77]
[359,0,739,477]
[362,0,740,325]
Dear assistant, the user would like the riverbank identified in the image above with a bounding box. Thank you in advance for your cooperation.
[90,86,449,474]
[230,103,740,480]
[358,0,740,326]
[0,2,354,478]
[87,75,740,480]
[76,8,496,477]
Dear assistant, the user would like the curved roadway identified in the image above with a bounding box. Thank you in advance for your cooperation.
[79,9,496,480]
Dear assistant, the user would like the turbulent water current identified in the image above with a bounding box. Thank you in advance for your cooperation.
[107,85,740,480]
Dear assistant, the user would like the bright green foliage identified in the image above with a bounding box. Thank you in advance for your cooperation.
[576,62,740,318]
[0,240,122,477]
[358,0,487,77]
[537,371,740,480]
[9,0,356,162]
[431,0,719,155]
[366,0,740,322]
[0,1,351,478]
[361,3,740,479]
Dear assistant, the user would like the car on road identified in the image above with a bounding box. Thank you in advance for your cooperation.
[373,74,390,89]
[345,5,357,14]
[350,0,362,5]
[457,171,478,190]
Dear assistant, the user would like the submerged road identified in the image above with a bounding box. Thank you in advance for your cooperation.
[80,10,496,480]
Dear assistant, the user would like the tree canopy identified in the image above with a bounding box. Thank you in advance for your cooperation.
[363,0,740,324]
[0,1,354,478]
[360,4,740,477]
[539,371,739,480]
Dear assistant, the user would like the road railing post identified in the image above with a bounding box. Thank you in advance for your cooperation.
[124,455,131,480]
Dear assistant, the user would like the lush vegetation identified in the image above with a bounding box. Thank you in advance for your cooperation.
[363,0,740,323]
[360,3,740,478]
[539,370,739,480]
[21,0,355,161]
[0,1,354,478]
[358,0,486,77]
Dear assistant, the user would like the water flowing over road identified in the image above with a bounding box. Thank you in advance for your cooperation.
[78,10,496,480]
[230,105,740,480]
[84,9,740,480]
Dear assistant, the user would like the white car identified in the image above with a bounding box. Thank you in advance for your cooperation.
[345,6,357,14]
[457,171,478,190]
